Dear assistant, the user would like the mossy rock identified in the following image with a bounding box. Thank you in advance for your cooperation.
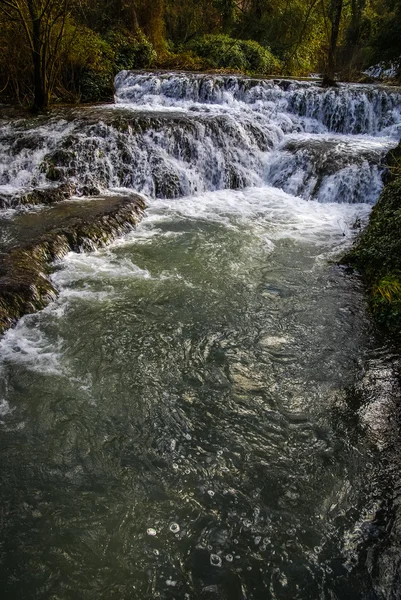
[19,183,77,207]
[46,164,64,182]
[0,194,146,334]
[383,140,401,184]
[0,183,76,210]
[344,176,401,336]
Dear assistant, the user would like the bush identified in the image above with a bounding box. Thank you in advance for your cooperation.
[64,25,156,102]
[76,69,114,103]
[63,24,114,101]
[158,51,207,71]
[186,34,280,75]
[105,28,156,71]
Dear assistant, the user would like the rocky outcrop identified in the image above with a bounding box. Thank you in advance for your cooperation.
[343,141,401,337]
[0,193,146,334]
[0,182,104,210]
[0,183,77,210]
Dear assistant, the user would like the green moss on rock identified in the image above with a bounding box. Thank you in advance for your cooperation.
[344,176,401,335]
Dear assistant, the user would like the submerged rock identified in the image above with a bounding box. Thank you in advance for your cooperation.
[0,193,146,334]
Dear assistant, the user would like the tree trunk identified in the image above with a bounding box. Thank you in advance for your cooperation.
[30,6,49,111]
[32,45,48,110]
[324,0,343,85]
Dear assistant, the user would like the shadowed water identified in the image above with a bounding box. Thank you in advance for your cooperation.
[0,187,398,599]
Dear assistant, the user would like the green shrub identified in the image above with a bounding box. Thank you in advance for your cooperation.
[187,34,280,74]
[63,24,114,101]
[158,50,207,71]
[105,28,156,71]
[77,69,114,102]
[63,25,156,102]
[65,24,114,73]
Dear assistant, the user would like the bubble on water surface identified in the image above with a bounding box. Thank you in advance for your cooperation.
[207,490,215,497]
[225,554,233,562]
[0,398,10,420]
[210,554,222,567]
[169,522,180,533]
[147,528,157,536]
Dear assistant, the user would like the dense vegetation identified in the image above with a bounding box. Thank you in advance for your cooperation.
[345,143,401,338]
[0,0,400,109]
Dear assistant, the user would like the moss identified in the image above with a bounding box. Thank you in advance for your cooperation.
[45,164,64,182]
[344,160,401,337]
[384,142,401,184]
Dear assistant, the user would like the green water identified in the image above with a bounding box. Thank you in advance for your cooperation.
[0,187,390,599]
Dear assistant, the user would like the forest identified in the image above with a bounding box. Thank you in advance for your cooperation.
[0,0,400,110]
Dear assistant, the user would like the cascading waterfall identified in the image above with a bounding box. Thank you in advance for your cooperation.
[0,74,401,600]
[115,72,401,136]
[0,73,400,204]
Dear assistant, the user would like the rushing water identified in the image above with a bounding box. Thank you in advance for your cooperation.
[0,74,401,599]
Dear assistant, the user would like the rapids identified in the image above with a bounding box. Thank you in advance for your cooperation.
[0,73,401,599]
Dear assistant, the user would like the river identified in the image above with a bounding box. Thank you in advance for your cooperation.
[0,74,400,599]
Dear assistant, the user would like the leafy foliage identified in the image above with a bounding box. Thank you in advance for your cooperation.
[105,29,156,71]
[368,0,401,64]
[187,35,280,74]
[0,0,400,107]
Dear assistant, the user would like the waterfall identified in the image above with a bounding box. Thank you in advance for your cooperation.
[0,73,399,207]
[115,72,401,136]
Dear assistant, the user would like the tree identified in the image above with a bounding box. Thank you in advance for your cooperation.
[323,0,343,83]
[0,0,72,110]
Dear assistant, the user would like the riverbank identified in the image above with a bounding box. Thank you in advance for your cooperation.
[344,141,401,340]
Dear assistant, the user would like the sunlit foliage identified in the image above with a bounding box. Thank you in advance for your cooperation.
[0,0,399,108]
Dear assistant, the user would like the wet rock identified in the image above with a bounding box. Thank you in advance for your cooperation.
[0,183,77,210]
[19,183,77,206]
[0,193,146,334]
[77,185,101,197]
[153,167,181,198]
[45,164,64,182]
[225,166,244,190]
[0,191,15,210]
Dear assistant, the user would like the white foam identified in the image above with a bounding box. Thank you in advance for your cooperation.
[138,186,371,246]
[0,397,10,420]
[0,312,62,375]
[51,252,153,286]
